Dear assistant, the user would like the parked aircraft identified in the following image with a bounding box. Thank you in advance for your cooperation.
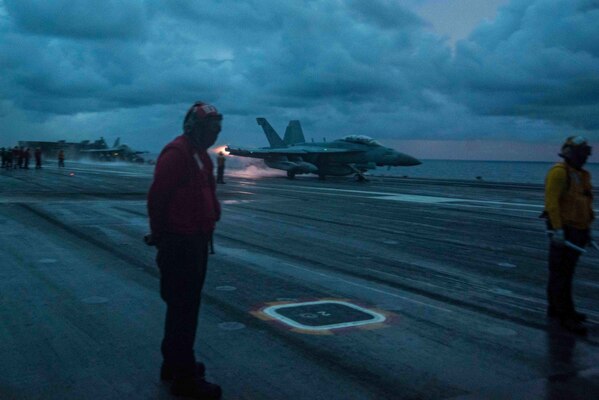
[80,138,147,163]
[225,118,421,180]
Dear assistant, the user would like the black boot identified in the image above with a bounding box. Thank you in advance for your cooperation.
[547,307,587,322]
[171,377,222,399]
[161,362,206,381]
[571,311,587,322]
[560,318,587,336]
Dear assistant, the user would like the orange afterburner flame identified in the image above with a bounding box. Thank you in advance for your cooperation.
[212,145,230,156]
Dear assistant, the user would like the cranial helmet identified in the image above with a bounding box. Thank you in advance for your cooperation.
[560,135,592,159]
[183,101,223,132]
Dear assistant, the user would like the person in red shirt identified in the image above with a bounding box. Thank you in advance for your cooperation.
[147,101,222,400]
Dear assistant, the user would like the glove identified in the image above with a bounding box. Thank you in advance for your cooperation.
[550,229,565,246]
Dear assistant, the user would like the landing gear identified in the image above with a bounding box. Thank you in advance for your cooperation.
[356,174,367,182]
[348,165,368,182]
[286,171,296,179]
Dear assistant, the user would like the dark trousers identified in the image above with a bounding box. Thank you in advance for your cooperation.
[157,232,209,378]
[547,226,589,318]
[216,166,225,183]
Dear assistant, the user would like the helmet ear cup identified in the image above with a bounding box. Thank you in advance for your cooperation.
[183,104,195,132]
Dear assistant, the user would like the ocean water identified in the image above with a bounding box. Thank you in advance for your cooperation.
[376,160,599,185]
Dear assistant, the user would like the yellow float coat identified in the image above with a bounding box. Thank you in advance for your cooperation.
[544,162,594,230]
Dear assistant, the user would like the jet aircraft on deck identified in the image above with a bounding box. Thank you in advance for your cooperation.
[80,138,147,163]
[225,118,421,180]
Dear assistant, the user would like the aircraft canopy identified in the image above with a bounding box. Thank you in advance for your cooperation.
[339,135,381,146]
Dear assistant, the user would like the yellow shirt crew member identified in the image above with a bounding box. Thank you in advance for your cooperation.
[543,135,593,336]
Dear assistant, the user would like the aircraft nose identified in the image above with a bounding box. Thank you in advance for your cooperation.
[395,152,421,166]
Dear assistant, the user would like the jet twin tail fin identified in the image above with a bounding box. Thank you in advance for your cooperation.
[284,121,306,145]
[257,118,286,148]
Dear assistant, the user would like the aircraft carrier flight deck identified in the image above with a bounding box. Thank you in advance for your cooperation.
[1,162,599,399]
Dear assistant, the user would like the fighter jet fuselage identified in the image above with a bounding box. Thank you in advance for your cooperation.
[226,118,421,180]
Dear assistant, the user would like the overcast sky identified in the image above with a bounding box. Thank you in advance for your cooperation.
[1,0,598,160]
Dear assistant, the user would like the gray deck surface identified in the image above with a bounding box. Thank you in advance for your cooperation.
[1,161,599,399]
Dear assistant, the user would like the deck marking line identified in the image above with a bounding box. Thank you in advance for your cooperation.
[262,300,386,331]
[281,262,453,313]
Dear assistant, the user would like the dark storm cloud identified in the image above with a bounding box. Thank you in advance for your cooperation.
[453,0,599,129]
[0,18,228,115]
[0,0,597,155]
[4,0,146,39]
[236,0,450,112]
[347,0,425,30]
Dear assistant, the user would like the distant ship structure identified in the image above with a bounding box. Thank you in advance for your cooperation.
[18,137,148,163]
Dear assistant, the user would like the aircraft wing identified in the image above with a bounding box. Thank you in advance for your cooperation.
[226,146,362,157]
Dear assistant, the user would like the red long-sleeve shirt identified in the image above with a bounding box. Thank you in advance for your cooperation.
[148,135,220,236]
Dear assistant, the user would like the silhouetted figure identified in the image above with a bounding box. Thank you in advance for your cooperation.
[4,147,13,169]
[58,150,65,168]
[216,151,226,183]
[23,148,30,169]
[18,146,25,168]
[12,147,19,169]
[35,148,42,169]
[147,101,223,399]
[543,136,593,336]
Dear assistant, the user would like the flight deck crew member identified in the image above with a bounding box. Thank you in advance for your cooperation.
[216,151,226,184]
[12,147,19,169]
[5,147,13,169]
[544,136,594,335]
[147,101,222,399]
[58,149,65,168]
[23,148,30,169]
[35,148,42,169]
[17,146,24,168]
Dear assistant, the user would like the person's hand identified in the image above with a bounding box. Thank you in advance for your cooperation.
[550,229,565,246]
